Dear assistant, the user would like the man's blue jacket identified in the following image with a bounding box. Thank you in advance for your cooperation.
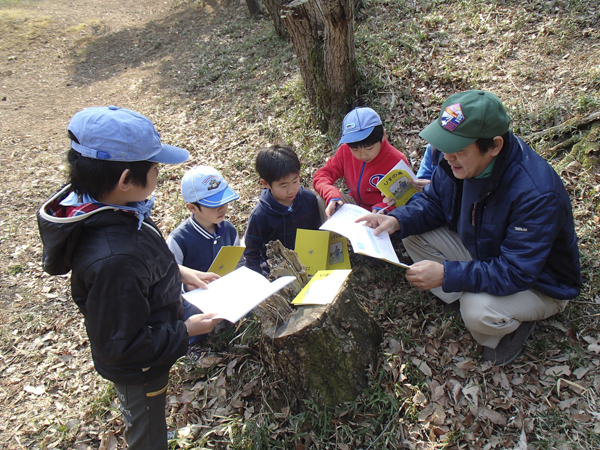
[390,132,581,300]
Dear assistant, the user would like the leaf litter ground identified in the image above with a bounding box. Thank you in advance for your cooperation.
[1,0,599,449]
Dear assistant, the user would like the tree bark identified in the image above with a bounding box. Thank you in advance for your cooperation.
[258,240,382,411]
[282,0,356,132]
[245,0,262,17]
[262,0,287,37]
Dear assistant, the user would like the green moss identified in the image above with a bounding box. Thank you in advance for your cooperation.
[302,327,363,406]
[557,122,600,171]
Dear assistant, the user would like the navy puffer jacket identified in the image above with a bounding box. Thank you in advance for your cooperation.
[391,133,581,300]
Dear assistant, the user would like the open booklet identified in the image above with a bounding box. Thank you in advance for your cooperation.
[292,270,352,305]
[376,160,418,206]
[319,204,410,268]
[295,229,351,275]
[208,246,245,276]
[182,266,296,322]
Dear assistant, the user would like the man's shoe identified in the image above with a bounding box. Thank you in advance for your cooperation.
[437,299,460,318]
[482,321,536,366]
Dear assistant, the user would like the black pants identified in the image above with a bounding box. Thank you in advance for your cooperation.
[114,371,169,450]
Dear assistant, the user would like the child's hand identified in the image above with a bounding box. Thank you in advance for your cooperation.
[325,200,343,219]
[185,312,222,337]
[179,265,220,289]
[408,178,430,193]
[381,195,396,207]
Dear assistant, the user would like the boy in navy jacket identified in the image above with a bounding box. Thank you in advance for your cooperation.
[167,165,241,342]
[244,144,321,274]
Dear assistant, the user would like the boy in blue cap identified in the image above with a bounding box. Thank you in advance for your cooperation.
[37,106,221,449]
[167,165,242,342]
[313,107,410,221]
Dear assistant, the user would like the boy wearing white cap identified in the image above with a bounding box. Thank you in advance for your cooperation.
[167,166,241,341]
[313,107,410,221]
[37,106,221,449]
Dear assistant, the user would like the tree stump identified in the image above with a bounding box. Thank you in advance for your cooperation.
[256,240,382,411]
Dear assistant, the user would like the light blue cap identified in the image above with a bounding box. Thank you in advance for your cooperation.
[181,165,239,207]
[68,106,189,164]
[338,107,382,146]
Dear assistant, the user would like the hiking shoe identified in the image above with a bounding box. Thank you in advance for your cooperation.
[437,299,461,318]
[482,321,536,366]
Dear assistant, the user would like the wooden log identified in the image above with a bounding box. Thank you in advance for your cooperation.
[257,240,382,410]
[525,111,600,143]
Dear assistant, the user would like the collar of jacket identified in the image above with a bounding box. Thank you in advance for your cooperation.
[259,187,302,216]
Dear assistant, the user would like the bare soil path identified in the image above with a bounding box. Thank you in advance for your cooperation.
[1,1,224,448]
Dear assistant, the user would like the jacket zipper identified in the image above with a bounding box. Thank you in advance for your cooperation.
[356,162,366,206]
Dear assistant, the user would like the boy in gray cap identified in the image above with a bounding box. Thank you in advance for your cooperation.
[38,106,221,449]
[358,91,581,366]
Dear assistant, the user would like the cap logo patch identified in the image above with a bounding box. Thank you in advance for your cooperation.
[345,122,356,130]
[202,175,221,191]
[440,103,464,132]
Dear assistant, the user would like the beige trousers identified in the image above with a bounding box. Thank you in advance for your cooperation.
[402,226,568,348]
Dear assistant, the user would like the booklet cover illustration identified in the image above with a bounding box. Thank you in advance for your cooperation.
[295,229,351,275]
[376,160,418,206]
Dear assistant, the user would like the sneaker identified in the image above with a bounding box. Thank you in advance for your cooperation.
[482,321,536,366]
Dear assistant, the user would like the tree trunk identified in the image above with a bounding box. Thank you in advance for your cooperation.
[262,0,287,37]
[245,0,262,17]
[257,240,382,411]
[282,0,356,133]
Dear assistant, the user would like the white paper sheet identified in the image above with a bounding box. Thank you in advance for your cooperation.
[182,266,296,322]
[320,204,410,269]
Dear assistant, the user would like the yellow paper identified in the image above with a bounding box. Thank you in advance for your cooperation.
[292,270,352,305]
[295,229,351,275]
[208,246,245,276]
[376,160,418,206]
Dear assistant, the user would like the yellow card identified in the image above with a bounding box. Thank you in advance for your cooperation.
[208,246,245,276]
[295,229,351,275]
[292,270,352,305]
[376,160,418,206]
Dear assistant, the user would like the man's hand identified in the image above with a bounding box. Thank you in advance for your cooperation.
[355,213,401,236]
[408,178,431,193]
[405,260,444,290]
[325,200,343,219]
[179,265,220,290]
[184,312,222,337]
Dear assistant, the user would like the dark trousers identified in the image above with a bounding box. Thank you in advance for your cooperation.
[114,370,170,450]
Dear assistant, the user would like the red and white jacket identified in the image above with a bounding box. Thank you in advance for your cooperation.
[313,139,409,211]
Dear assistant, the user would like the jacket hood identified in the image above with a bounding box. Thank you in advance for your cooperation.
[37,184,120,275]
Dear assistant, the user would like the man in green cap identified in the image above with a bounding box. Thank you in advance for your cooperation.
[358,90,581,366]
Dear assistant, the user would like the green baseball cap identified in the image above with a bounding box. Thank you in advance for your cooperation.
[419,90,510,153]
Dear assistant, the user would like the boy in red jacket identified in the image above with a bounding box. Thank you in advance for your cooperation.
[313,107,410,220]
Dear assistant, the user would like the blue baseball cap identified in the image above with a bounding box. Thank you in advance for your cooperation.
[68,106,190,164]
[181,166,239,207]
[338,107,382,146]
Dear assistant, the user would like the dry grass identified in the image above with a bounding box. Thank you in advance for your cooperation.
[1,0,599,449]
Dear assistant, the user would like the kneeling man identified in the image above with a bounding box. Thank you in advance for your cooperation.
[360,90,581,366]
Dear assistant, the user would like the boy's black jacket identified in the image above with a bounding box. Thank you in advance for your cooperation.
[37,185,189,385]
